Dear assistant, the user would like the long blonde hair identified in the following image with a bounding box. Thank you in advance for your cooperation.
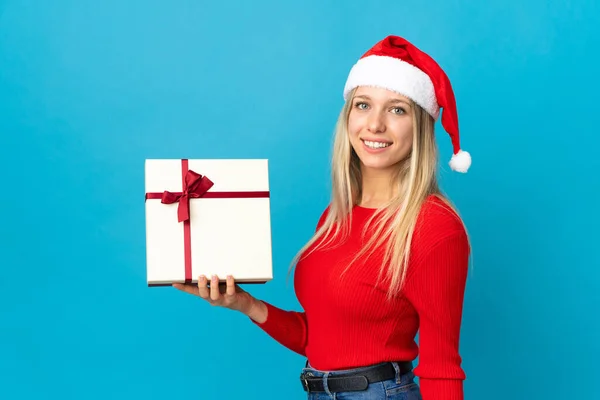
[290,87,465,298]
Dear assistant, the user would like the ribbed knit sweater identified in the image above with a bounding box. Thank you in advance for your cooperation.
[253,195,470,400]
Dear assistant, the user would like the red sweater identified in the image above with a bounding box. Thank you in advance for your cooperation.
[253,195,470,400]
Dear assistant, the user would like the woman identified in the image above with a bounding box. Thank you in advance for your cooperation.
[174,35,472,400]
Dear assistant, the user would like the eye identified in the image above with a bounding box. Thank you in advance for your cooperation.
[391,106,406,115]
[354,102,369,110]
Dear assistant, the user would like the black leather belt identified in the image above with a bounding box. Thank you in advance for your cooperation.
[300,361,413,393]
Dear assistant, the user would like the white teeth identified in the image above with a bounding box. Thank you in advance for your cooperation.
[363,140,391,149]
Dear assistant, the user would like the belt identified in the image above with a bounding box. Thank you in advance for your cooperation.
[300,361,413,393]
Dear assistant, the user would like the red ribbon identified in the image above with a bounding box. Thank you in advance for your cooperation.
[145,159,270,283]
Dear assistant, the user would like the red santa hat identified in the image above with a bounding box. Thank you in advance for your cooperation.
[343,35,471,173]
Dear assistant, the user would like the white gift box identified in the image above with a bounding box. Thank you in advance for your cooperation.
[144,159,273,286]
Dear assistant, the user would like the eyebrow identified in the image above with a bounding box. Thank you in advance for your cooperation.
[353,95,411,106]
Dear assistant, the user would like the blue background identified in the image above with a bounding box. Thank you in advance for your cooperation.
[1,0,598,398]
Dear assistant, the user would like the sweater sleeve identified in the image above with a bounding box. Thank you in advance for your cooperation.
[404,230,470,400]
[249,206,330,356]
[250,301,308,356]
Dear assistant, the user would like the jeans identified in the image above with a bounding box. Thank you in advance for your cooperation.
[301,362,422,400]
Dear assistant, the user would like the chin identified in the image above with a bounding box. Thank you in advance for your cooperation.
[359,158,399,171]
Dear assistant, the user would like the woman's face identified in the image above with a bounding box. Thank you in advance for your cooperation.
[347,86,414,173]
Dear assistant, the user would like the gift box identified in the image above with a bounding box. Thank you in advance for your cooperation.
[144,159,273,286]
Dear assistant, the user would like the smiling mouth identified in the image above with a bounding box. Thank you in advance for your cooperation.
[362,139,392,149]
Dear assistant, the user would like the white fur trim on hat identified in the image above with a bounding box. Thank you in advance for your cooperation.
[343,55,439,120]
[449,150,471,173]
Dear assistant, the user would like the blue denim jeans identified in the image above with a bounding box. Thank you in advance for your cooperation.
[301,362,422,400]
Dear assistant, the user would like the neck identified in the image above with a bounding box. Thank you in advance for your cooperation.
[359,166,398,208]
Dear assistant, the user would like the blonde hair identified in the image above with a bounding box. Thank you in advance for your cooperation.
[290,87,466,298]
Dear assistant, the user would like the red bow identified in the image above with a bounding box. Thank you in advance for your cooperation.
[160,170,214,222]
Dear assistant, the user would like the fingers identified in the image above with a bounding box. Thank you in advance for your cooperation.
[177,275,237,306]
[210,275,220,300]
[225,275,235,297]
[197,275,209,299]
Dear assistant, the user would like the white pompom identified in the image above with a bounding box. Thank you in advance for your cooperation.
[449,150,471,173]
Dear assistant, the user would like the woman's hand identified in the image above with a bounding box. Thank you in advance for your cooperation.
[173,275,268,323]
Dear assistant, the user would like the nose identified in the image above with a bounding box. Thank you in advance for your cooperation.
[367,110,385,133]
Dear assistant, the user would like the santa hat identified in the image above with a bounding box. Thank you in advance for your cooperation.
[343,35,471,173]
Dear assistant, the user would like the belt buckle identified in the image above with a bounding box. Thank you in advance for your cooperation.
[300,373,310,393]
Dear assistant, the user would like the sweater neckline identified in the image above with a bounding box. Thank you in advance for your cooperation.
[354,204,378,210]
[352,204,384,216]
